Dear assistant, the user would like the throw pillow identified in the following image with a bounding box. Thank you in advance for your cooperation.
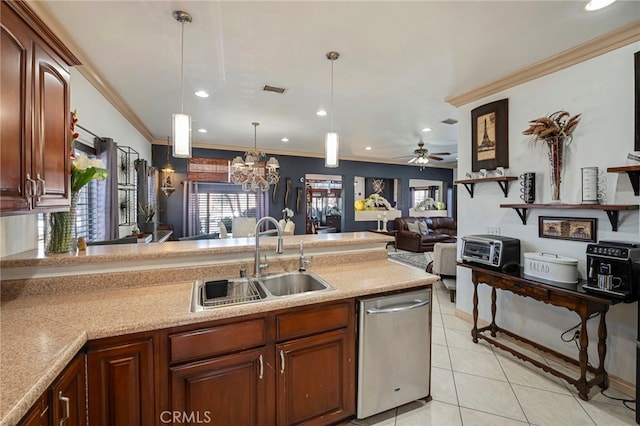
[407,222,420,234]
[418,221,430,235]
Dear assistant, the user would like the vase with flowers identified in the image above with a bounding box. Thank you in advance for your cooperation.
[46,110,108,254]
[522,110,581,202]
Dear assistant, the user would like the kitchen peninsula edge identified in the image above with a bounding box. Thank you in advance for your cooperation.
[1,232,438,425]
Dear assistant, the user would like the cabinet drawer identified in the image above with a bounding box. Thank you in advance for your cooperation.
[492,276,550,300]
[277,302,350,341]
[170,319,267,363]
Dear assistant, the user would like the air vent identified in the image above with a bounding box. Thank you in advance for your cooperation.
[441,118,458,125]
[263,85,286,94]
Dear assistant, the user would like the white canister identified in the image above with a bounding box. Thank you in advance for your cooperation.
[523,253,579,284]
[581,167,606,204]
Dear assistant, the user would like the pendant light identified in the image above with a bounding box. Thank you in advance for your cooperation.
[231,122,280,192]
[161,137,176,197]
[325,51,340,168]
[172,10,192,158]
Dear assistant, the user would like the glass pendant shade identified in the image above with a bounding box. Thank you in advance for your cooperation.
[325,132,339,168]
[172,113,191,158]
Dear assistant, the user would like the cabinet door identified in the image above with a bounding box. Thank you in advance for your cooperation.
[50,353,87,426]
[87,339,155,426]
[171,347,273,426]
[276,328,354,425]
[0,2,32,212]
[17,394,48,426]
[31,41,70,209]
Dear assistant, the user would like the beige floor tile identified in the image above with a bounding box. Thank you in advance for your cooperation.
[395,400,462,426]
[460,407,530,425]
[431,366,458,405]
[454,372,527,421]
[445,328,493,354]
[439,301,457,315]
[578,398,636,425]
[442,312,473,331]
[496,353,570,395]
[588,388,636,407]
[432,324,446,346]
[512,384,595,425]
[450,347,507,381]
[432,343,452,370]
[432,312,443,328]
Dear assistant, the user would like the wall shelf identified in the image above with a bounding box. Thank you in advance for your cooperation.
[500,203,639,231]
[454,176,517,198]
[607,165,640,196]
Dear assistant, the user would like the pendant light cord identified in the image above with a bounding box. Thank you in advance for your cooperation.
[330,59,334,132]
[180,22,185,114]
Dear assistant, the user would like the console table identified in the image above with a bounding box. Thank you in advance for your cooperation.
[461,263,620,400]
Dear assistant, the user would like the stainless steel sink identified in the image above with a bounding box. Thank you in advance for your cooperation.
[191,271,335,311]
[255,271,335,297]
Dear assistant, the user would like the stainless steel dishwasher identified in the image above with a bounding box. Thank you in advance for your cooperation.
[357,288,432,419]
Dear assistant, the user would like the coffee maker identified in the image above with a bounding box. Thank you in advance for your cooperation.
[583,240,640,300]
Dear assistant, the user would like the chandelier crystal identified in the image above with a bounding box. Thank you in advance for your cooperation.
[231,122,280,192]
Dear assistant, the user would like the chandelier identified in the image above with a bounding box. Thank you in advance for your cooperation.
[231,122,280,192]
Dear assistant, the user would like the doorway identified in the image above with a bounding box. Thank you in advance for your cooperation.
[305,174,342,234]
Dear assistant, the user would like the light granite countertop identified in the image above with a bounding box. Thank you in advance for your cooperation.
[0,254,437,426]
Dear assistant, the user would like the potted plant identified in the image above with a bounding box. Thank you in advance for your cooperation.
[138,202,157,234]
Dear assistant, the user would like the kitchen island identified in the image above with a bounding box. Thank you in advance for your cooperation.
[0,232,438,425]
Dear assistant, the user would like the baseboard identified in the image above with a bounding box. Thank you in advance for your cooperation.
[453,308,636,399]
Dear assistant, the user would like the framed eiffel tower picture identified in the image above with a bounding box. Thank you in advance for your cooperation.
[471,98,509,172]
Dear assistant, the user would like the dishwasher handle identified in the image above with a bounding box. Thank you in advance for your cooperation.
[366,298,429,314]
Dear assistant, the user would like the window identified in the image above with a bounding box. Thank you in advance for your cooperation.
[38,142,103,244]
[412,186,439,207]
[185,182,266,236]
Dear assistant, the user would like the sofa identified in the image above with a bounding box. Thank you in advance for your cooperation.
[393,216,457,252]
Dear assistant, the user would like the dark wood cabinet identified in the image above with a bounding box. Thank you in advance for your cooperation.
[0,0,79,214]
[276,328,353,425]
[50,353,87,426]
[17,394,48,426]
[171,347,273,426]
[86,337,156,426]
[18,353,86,426]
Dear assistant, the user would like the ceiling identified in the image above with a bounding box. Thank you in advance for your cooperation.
[42,1,639,168]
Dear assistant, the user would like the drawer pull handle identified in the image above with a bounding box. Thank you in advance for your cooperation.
[58,391,70,426]
[258,354,263,380]
[280,350,285,374]
[26,174,36,205]
[366,299,429,314]
[36,173,46,201]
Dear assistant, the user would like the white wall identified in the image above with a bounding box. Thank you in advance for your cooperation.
[0,70,151,256]
[456,42,640,385]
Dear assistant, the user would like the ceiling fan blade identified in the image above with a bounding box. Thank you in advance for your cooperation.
[392,154,414,159]
[407,157,417,163]
[427,155,444,161]
[429,152,450,156]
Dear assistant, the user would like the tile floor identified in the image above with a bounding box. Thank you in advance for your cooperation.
[348,278,637,426]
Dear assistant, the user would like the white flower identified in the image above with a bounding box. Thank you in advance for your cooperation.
[72,154,90,171]
[365,194,391,210]
[88,158,105,169]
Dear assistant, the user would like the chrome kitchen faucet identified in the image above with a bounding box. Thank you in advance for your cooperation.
[254,216,284,278]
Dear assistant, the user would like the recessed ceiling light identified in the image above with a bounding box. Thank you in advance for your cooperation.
[316,109,327,117]
[281,137,289,142]
[422,127,432,132]
[197,128,207,133]
[585,0,616,11]
[365,146,372,151]
[194,90,209,98]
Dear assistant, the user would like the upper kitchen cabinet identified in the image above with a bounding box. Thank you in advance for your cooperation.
[0,0,80,215]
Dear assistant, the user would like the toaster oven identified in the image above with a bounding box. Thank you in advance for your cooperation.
[461,235,521,269]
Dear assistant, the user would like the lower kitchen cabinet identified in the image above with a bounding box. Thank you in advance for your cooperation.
[170,347,274,426]
[86,335,156,426]
[18,353,86,426]
[277,328,353,425]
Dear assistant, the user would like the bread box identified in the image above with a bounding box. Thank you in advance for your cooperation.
[523,253,578,284]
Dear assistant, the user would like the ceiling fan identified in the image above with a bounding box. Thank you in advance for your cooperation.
[395,141,451,165]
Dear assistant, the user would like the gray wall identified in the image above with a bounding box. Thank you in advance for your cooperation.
[153,145,453,238]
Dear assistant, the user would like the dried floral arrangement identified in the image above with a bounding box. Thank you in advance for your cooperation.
[522,110,582,201]
[522,110,581,144]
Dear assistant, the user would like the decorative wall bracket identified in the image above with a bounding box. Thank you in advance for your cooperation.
[607,165,640,196]
[455,176,517,198]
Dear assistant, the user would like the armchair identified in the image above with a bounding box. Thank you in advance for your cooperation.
[431,242,458,302]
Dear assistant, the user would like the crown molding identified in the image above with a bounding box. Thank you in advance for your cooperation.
[446,20,640,108]
[26,1,155,142]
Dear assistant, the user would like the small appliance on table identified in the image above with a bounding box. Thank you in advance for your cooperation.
[583,240,640,300]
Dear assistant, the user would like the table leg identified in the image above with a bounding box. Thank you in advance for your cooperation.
[490,287,498,337]
[472,280,479,343]
[597,307,609,389]
[577,314,590,400]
